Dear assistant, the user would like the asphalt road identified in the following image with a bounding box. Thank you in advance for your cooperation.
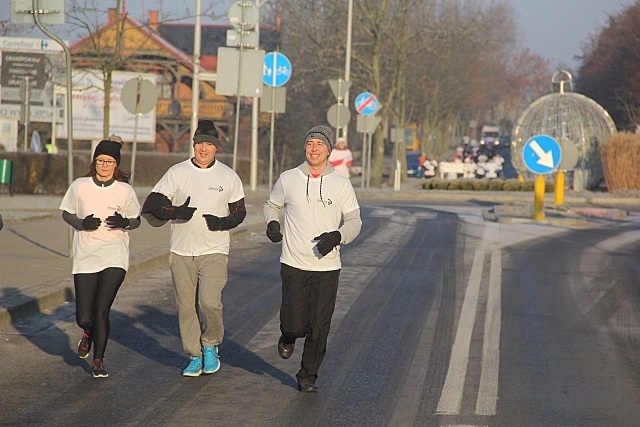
[2,198,640,426]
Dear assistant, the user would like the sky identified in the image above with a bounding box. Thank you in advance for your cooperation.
[1,0,634,70]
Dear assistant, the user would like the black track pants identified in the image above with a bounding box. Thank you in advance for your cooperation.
[279,263,340,381]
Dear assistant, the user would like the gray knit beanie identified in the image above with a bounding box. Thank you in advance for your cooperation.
[304,125,334,153]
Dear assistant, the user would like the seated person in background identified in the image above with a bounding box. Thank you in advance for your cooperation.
[484,158,499,179]
[423,155,438,179]
[463,155,477,179]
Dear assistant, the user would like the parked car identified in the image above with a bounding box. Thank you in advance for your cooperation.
[406,152,423,177]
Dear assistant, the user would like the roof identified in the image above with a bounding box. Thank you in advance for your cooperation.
[157,23,280,57]
[70,14,195,69]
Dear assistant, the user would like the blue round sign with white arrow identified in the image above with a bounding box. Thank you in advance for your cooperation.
[263,52,292,87]
[522,134,562,175]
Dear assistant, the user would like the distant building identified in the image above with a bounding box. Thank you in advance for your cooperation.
[70,8,279,153]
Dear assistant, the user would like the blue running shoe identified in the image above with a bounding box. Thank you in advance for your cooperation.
[182,356,203,377]
[203,345,220,374]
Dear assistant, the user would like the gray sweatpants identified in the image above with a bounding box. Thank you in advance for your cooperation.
[169,252,228,357]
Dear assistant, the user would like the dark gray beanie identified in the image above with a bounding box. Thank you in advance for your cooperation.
[304,125,334,153]
[93,139,122,165]
[193,119,220,147]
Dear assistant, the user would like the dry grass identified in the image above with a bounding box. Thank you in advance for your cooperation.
[601,132,640,190]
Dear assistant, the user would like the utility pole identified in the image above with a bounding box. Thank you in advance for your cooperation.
[189,0,202,157]
[342,0,353,144]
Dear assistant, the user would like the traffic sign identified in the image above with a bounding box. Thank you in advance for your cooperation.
[354,92,379,116]
[356,115,382,133]
[559,138,579,171]
[228,1,259,30]
[329,79,351,100]
[522,134,562,174]
[121,78,157,115]
[263,52,292,87]
[327,104,351,128]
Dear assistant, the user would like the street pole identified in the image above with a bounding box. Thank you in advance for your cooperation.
[31,1,74,257]
[232,4,247,172]
[189,0,202,158]
[342,0,353,144]
[250,0,264,191]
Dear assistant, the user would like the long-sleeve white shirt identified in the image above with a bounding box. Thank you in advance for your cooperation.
[264,163,362,271]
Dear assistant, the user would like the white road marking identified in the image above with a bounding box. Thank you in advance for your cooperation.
[436,247,485,415]
[476,250,502,415]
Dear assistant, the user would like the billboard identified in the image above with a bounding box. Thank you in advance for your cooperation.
[56,70,156,142]
[0,36,66,122]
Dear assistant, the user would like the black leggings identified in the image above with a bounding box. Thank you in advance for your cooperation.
[74,267,126,359]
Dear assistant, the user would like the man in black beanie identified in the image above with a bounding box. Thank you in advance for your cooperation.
[141,119,246,377]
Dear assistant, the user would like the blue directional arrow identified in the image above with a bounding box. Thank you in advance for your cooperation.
[522,134,562,175]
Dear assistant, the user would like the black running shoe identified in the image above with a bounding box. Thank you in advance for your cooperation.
[92,358,109,378]
[77,332,92,359]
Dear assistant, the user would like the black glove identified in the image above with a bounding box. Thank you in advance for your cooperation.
[314,231,341,256]
[173,196,197,220]
[105,211,130,229]
[82,214,101,231]
[203,214,229,231]
[266,221,283,243]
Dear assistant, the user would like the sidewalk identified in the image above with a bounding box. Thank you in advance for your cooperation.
[1,181,639,329]
[0,188,269,330]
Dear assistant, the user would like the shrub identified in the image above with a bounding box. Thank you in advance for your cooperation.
[601,132,640,190]
[503,179,522,191]
[436,179,450,190]
[473,179,489,191]
[448,179,462,190]
[544,181,555,193]
[488,179,505,191]
[521,180,535,191]
[459,179,475,190]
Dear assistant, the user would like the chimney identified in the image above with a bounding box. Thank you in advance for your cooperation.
[148,10,159,32]
[108,8,117,25]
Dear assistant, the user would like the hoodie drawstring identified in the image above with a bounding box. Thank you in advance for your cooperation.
[306,174,324,205]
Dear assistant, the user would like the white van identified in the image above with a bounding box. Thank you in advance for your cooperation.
[480,125,501,146]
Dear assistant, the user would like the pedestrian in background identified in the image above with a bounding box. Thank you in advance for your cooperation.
[264,125,362,392]
[60,138,141,378]
[141,120,246,377]
[328,137,353,178]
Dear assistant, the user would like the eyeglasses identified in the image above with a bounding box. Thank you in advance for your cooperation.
[95,159,116,166]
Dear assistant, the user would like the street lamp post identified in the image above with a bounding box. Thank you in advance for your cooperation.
[190,0,202,157]
[342,0,353,144]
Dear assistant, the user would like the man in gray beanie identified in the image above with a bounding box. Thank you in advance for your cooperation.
[304,125,334,154]
[264,124,362,392]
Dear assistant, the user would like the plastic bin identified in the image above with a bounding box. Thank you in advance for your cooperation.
[0,159,14,196]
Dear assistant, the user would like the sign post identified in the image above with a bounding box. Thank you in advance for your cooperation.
[522,134,562,220]
[121,76,157,184]
[354,92,380,188]
[327,79,352,140]
[263,52,292,189]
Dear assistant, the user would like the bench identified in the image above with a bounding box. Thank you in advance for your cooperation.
[439,161,465,179]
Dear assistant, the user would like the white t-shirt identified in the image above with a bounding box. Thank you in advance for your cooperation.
[266,166,359,271]
[60,178,141,274]
[328,148,353,177]
[151,159,245,256]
